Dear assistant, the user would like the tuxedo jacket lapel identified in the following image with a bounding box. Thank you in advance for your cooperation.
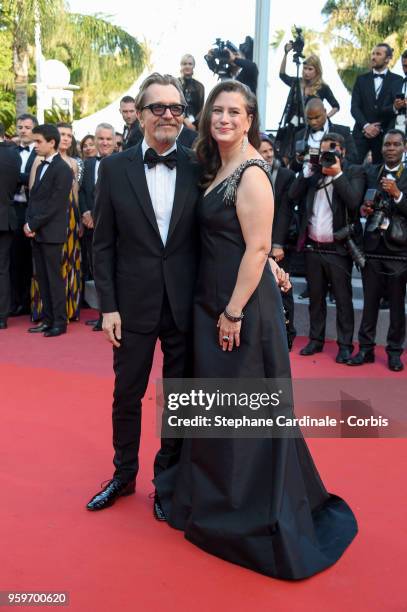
[167,146,195,244]
[125,145,161,239]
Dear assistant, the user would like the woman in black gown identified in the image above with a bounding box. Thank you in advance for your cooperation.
[154,80,357,580]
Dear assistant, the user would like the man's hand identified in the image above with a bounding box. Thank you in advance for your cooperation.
[284,42,293,54]
[271,247,285,262]
[322,156,342,177]
[361,203,374,217]
[82,211,94,229]
[381,177,401,200]
[102,312,122,348]
[394,98,407,112]
[23,223,35,238]
[363,123,381,139]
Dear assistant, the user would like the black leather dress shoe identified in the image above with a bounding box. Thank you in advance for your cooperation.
[92,320,103,331]
[87,478,135,511]
[153,493,166,522]
[336,348,352,364]
[85,319,99,326]
[300,341,323,356]
[28,322,51,333]
[388,355,404,372]
[298,289,309,300]
[0,320,7,329]
[347,350,375,366]
[43,326,67,337]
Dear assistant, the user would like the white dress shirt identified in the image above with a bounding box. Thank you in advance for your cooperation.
[308,177,335,243]
[142,138,177,245]
[308,120,330,150]
[373,68,388,97]
[14,142,35,202]
[39,152,58,181]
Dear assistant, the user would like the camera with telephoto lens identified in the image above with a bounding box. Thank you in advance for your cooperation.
[295,140,320,167]
[205,39,239,79]
[395,93,406,115]
[333,224,366,269]
[363,188,392,233]
[319,141,341,168]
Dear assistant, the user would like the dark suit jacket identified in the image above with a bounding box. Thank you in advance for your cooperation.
[178,126,198,148]
[293,121,358,166]
[26,153,72,243]
[93,143,201,333]
[363,163,407,253]
[351,71,403,133]
[15,146,36,200]
[289,163,366,254]
[78,157,98,215]
[123,121,143,150]
[0,142,21,231]
[271,166,296,247]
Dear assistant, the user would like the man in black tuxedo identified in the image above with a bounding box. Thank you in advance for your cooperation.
[0,123,21,329]
[292,98,358,169]
[289,132,365,363]
[79,122,115,330]
[120,95,143,150]
[348,130,407,371]
[10,113,38,316]
[24,124,72,337]
[258,135,297,345]
[87,73,201,518]
[351,43,403,164]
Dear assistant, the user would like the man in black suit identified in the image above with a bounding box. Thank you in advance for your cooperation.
[348,130,407,371]
[289,132,365,362]
[351,43,403,164]
[258,135,297,345]
[24,124,72,337]
[120,95,143,150]
[10,113,38,316]
[292,98,358,169]
[0,123,21,329]
[79,122,115,330]
[87,73,201,518]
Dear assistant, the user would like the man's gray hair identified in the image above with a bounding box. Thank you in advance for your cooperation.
[95,122,115,137]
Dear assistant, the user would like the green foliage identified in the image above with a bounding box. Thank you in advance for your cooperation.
[323,0,407,90]
[44,104,72,123]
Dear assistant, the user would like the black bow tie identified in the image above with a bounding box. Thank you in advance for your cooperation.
[19,145,30,152]
[385,169,399,178]
[143,148,177,170]
[373,73,385,79]
[96,156,104,161]
[40,160,50,165]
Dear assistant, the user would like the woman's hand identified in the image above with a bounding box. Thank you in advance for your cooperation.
[268,258,292,292]
[217,313,241,352]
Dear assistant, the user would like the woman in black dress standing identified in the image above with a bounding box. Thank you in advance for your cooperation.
[155,80,357,580]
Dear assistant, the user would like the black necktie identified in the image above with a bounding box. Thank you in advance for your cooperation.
[143,148,177,170]
[33,160,50,188]
[18,145,30,152]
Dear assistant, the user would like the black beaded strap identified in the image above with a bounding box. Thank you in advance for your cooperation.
[223,159,271,206]
[224,307,244,322]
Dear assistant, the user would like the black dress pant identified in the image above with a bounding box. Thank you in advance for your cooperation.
[32,241,66,328]
[358,251,407,355]
[10,202,32,312]
[0,231,13,320]
[279,250,296,341]
[353,130,383,165]
[112,292,192,483]
[305,244,354,348]
[84,227,94,278]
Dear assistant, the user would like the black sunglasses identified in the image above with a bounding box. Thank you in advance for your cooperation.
[141,103,186,117]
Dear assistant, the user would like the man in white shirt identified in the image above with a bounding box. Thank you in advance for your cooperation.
[289,132,365,363]
[10,113,38,316]
[87,73,201,519]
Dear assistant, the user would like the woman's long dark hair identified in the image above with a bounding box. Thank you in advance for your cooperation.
[195,80,260,188]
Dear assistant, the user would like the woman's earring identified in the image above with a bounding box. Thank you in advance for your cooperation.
[241,133,249,153]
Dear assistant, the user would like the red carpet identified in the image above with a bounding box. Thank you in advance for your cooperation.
[0,312,405,611]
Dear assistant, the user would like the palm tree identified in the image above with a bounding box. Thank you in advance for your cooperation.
[323,0,407,90]
[1,0,146,117]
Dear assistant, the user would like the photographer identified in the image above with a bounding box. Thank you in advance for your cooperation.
[289,132,365,363]
[292,98,358,171]
[179,54,205,129]
[348,129,407,371]
[205,38,258,94]
[280,46,339,124]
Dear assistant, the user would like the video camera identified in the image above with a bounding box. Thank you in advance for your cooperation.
[363,188,392,233]
[205,39,239,79]
[333,224,366,269]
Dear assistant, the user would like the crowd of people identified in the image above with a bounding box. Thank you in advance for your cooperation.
[1,40,406,582]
